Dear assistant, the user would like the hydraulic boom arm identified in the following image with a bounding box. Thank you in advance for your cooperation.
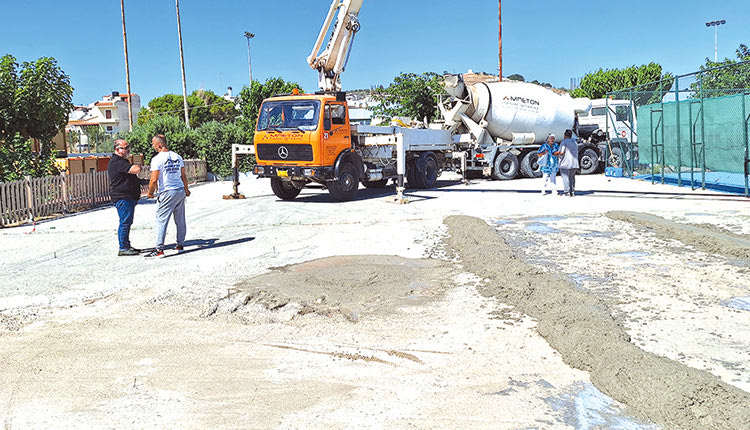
[306,0,363,92]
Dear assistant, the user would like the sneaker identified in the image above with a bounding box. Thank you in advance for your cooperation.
[118,248,140,256]
[175,245,184,253]
[144,249,165,259]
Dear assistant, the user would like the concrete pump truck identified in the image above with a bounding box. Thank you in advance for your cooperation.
[250,0,453,202]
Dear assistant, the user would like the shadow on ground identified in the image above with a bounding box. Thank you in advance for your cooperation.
[163,237,255,257]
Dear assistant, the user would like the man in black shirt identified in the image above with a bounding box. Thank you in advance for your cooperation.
[109,139,143,255]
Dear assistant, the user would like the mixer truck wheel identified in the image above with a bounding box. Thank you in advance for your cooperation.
[270,178,301,200]
[415,153,439,188]
[492,152,520,180]
[609,147,624,169]
[327,162,359,201]
[520,151,542,178]
[578,148,600,175]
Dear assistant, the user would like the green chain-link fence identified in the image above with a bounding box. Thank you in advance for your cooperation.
[608,61,750,196]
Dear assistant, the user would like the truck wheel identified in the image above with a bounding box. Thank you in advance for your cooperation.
[362,179,388,188]
[270,178,301,200]
[520,151,542,178]
[609,147,624,168]
[416,153,439,188]
[578,148,600,175]
[327,162,359,201]
[492,152,519,180]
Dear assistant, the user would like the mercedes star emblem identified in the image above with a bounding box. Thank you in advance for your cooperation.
[278,146,289,159]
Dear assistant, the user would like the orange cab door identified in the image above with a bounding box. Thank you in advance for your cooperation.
[322,102,351,166]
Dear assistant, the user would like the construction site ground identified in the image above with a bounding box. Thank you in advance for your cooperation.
[1,172,749,429]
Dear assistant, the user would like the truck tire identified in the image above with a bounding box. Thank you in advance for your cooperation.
[492,152,519,180]
[520,151,542,178]
[415,152,439,188]
[270,178,301,200]
[609,147,624,168]
[578,148,600,175]
[327,161,359,201]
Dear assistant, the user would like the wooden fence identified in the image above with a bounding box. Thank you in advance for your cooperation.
[0,160,207,227]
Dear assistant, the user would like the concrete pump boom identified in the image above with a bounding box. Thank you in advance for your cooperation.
[306,0,363,91]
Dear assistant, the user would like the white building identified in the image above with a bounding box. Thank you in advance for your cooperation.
[66,92,141,152]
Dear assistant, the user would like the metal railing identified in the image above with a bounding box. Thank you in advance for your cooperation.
[608,61,750,196]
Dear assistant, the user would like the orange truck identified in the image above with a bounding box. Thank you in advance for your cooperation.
[251,90,453,201]
[249,0,454,202]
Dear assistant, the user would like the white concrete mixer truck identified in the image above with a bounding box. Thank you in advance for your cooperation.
[438,74,630,179]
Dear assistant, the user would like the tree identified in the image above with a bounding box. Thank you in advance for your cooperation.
[0,134,34,182]
[0,55,73,180]
[120,114,198,164]
[371,72,446,123]
[194,121,252,177]
[570,63,673,105]
[237,77,303,135]
[690,43,750,98]
[507,74,525,82]
[137,90,238,128]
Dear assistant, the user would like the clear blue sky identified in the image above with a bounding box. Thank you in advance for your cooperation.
[2,0,748,106]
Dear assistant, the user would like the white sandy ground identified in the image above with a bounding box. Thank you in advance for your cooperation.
[1,172,749,429]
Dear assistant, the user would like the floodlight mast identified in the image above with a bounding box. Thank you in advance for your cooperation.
[705,19,726,62]
[306,0,363,92]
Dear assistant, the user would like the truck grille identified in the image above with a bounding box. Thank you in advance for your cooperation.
[257,144,314,162]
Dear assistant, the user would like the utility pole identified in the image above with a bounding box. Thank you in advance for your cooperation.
[120,0,133,131]
[176,0,190,127]
[498,1,502,81]
[244,31,255,84]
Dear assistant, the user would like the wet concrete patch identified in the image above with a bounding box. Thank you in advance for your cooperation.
[443,215,750,429]
[529,216,566,223]
[609,251,651,259]
[721,297,750,312]
[607,211,750,260]
[547,383,658,430]
[207,255,454,321]
[580,231,616,239]
[526,223,561,234]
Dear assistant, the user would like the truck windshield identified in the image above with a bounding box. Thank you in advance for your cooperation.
[257,100,320,131]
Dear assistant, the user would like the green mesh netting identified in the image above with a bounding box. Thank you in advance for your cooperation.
[637,93,750,174]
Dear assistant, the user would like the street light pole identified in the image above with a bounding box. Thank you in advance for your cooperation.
[705,19,726,62]
[244,31,255,84]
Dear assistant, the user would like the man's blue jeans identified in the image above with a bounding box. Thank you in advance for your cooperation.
[115,199,137,250]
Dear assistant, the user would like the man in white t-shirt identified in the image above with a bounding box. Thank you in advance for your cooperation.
[145,134,191,258]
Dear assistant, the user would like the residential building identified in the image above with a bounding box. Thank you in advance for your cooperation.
[66,92,141,152]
